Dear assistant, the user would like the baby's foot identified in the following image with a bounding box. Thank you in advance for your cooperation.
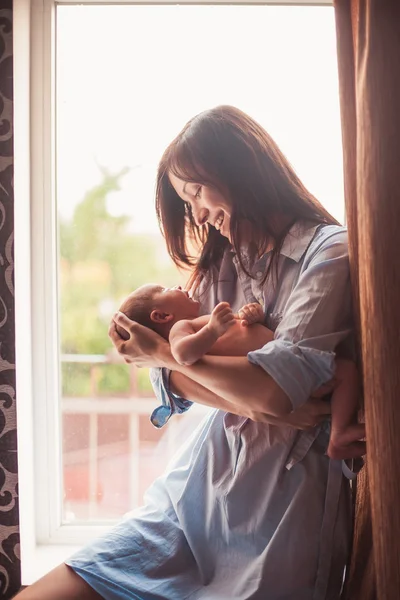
[327,423,366,460]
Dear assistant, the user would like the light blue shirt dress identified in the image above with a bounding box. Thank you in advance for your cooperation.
[66,222,354,600]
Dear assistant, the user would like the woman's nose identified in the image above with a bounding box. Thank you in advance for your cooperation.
[193,207,209,227]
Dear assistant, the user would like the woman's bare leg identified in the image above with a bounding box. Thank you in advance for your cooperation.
[13,564,103,600]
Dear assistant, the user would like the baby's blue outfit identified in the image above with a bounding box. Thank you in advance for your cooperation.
[66,223,353,600]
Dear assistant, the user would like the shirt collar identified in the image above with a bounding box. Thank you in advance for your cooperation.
[229,221,321,264]
[279,221,321,262]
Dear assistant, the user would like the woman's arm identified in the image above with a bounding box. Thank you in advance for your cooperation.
[169,370,332,428]
[110,314,287,415]
[110,316,332,424]
[167,354,292,417]
[161,231,352,417]
[111,229,352,419]
[110,312,289,416]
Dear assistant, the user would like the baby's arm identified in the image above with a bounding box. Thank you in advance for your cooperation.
[237,302,265,327]
[170,302,235,366]
[208,301,272,356]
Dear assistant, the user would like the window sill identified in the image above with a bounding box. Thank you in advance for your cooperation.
[22,544,83,585]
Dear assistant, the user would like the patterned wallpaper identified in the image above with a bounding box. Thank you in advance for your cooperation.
[0,2,21,598]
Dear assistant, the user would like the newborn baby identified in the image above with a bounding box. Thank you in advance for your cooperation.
[116,284,365,459]
[116,284,272,365]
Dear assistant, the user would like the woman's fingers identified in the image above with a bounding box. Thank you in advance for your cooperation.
[284,397,331,429]
[108,319,126,349]
[311,379,336,398]
[108,311,168,368]
[328,441,366,460]
[250,399,331,430]
[108,323,133,364]
[113,312,151,342]
[249,397,331,429]
[310,398,331,417]
[113,310,135,332]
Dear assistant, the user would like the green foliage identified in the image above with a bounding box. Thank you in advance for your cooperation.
[61,363,92,397]
[97,364,131,395]
[136,368,155,395]
[60,166,184,396]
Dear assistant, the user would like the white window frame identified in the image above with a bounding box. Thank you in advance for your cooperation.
[14,0,333,584]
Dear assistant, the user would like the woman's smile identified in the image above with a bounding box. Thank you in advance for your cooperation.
[214,213,224,231]
[168,172,233,242]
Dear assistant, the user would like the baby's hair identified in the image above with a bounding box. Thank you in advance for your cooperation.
[117,284,164,338]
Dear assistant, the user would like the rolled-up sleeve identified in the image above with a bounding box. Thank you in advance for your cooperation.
[248,229,353,410]
[149,368,194,428]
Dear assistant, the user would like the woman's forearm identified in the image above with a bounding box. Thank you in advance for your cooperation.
[170,371,243,414]
[169,371,293,425]
[166,354,292,417]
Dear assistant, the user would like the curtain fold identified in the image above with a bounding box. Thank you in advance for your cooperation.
[334,1,400,599]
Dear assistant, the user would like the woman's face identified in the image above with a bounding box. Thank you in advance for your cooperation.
[169,172,233,242]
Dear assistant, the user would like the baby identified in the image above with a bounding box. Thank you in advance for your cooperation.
[115,284,273,362]
[116,284,365,459]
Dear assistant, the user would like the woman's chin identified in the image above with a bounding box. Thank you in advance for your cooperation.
[220,228,232,243]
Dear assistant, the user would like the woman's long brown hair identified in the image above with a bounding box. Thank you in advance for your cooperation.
[156,105,340,292]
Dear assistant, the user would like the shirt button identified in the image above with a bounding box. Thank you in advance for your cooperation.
[256,271,263,279]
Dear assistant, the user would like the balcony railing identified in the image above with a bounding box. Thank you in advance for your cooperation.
[60,353,209,522]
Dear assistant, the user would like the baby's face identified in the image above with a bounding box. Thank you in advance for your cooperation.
[154,286,200,320]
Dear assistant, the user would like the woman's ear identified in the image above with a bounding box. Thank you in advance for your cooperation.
[150,309,174,324]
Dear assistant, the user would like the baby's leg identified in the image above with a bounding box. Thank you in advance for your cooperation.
[327,359,366,460]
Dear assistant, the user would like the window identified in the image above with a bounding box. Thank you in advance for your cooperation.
[16,0,340,584]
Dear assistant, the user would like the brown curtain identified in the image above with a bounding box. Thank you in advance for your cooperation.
[334,1,400,599]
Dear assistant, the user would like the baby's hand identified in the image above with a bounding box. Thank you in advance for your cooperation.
[238,302,264,327]
[208,302,236,338]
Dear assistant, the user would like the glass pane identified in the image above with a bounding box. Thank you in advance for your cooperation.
[56,4,344,523]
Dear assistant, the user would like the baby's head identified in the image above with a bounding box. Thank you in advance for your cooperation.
[116,283,200,340]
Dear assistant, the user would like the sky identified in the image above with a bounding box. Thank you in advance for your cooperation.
[56,5,345,233]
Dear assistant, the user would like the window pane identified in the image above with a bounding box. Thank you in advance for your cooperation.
[56,4,343,523]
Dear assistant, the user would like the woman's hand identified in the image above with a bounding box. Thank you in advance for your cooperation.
[247,398,330,429]
[281,398,331,429]
[108,311,172,368]
[248,380,334,429]
[169,371,331,430]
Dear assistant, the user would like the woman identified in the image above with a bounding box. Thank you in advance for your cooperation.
[18,106,355,599]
